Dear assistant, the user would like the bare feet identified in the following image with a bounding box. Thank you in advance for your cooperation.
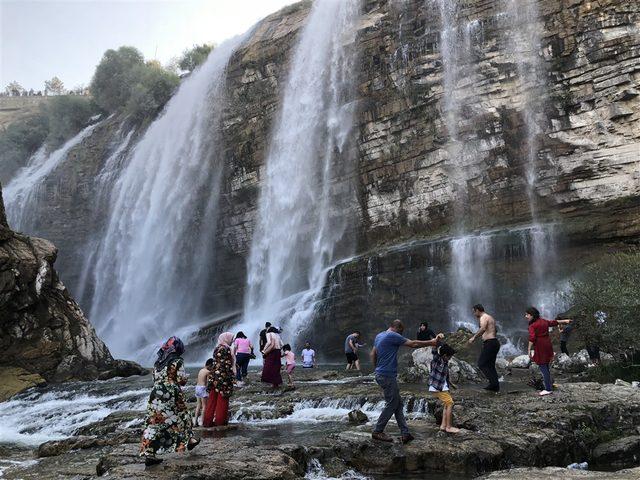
[445,427,461,433]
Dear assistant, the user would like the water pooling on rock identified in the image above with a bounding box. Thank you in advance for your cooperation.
[239,0,361,344]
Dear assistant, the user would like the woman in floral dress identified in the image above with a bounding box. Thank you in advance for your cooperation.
[140,336,200,466]
[203,332,235,427]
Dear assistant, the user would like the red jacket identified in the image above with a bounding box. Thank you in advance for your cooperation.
[529,318,558,365]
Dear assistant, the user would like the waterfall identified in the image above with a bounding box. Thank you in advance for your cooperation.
[504,0,560,313]
[88,34,248,359]
[4,122,102,233]
[240,0,360,344]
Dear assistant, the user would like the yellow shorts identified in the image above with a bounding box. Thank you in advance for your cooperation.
[432,391,454,407]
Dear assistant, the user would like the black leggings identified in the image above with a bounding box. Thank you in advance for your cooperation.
[478,338,500,390]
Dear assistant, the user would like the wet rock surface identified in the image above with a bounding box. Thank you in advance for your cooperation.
[3,367,639,479]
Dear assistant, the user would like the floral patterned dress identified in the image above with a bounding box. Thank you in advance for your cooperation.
[208,344,234,397]
[140,357,193,457]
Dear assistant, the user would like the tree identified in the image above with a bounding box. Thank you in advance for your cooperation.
[178,44,213,72]
[5,81,25,96]
[90,46,145,112]
[567,252,640,359]
[44,95,98,147]
[44,76,65,95]
[125,62,180,121]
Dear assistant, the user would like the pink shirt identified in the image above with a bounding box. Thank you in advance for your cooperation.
[234,338,252,354]
[284,351,295,365]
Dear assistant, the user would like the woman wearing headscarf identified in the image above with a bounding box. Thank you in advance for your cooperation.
[203,332,235,427]
[526,307,573,396]
[260,326,283,389]
[140,336,199,466]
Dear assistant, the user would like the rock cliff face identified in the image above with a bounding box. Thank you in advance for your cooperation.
[0,184,143,400]
[1,0,638,357]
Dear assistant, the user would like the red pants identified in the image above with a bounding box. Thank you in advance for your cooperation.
[202,390,229,427]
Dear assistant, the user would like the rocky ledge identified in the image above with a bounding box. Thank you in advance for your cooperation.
[0,185,146,401]
[6,367,639,479]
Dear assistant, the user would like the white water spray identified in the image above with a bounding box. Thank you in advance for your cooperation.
[89,34,248,359]
[240,0,360,345]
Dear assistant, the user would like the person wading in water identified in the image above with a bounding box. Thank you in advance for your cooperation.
[468,304,501,393]
[370,319,443,443]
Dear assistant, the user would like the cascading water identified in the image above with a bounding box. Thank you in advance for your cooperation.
[4,122,102,233]
[240,0,360,344]
[504,0,564,315]
[88,34,249,359]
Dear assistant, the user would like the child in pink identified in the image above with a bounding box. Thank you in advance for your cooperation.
[282,344,295,388]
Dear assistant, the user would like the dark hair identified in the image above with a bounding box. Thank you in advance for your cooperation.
[282,343,291,352]
[235,331,247,339]
[473,304,485,312]
[205,358,214,367]
[353,330,361,335]
[265,322,271,328]
[526,307,540,321]
[267,326,279,333]
[420,322,428,328]
[438,344,456,357]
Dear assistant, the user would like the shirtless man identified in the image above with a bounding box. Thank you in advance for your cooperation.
[468,304,500,392]
[194,358,213,426]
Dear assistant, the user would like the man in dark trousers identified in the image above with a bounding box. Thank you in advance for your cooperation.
[468,304,500,392]
[259,322,271,354]
[370,319,443,443]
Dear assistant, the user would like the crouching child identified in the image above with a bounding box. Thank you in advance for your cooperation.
[428,343,460,434]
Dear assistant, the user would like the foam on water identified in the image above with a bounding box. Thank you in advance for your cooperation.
[305,458,371,480]
[0,387,147,446]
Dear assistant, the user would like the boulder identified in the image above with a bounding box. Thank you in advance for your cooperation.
[412,347,482,383]
[592,435,640,469]
[348,409,368,424]
[480,467,640,479]
[509,355,531,369]
[495,358,510,371]
[97,359,149,380]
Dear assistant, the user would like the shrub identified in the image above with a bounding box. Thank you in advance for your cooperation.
[178,44,213,72]
[90,46,179,121]
[0,114,49,182]
[567,251,640,359]
[125,63,180,121]
[44,95,98,147]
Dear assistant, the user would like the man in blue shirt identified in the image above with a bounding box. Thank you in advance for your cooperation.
[371,319,443,443]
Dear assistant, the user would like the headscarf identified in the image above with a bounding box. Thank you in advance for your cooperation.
[215,332,236,371]
[154,336,185,372]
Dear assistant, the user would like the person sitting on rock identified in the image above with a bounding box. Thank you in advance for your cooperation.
[526,307,573,396]
[429,342,460,434]
[417,322,436,341]
[301,342,316,368]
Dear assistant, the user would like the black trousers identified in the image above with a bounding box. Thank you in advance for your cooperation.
[560,341,569,355]
[478,338,500,390]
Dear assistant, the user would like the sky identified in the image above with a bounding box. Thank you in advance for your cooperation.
[0,0,297,91]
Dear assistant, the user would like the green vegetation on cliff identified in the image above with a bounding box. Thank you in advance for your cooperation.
[90,46,179,121]
[569,251,640,359]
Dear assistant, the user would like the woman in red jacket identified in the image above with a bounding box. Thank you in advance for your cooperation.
[526,307,572,396]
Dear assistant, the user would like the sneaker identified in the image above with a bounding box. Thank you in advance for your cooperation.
[401,433,415,444]
[144,457,163,467]
[187,437,200,451]
[539,390,553,396]
[371,431,393,442]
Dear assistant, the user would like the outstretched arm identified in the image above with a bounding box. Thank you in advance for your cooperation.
[370,346,377,367]
[405,333,444,349]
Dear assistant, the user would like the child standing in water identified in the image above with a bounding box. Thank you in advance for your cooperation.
[429,343,460,434]
[282,344,296,388]
[194,358,213,426]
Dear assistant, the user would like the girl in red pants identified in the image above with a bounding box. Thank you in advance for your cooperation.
[203,332,235,427]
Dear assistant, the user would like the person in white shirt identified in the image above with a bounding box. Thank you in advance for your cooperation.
[301,342,316,368]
